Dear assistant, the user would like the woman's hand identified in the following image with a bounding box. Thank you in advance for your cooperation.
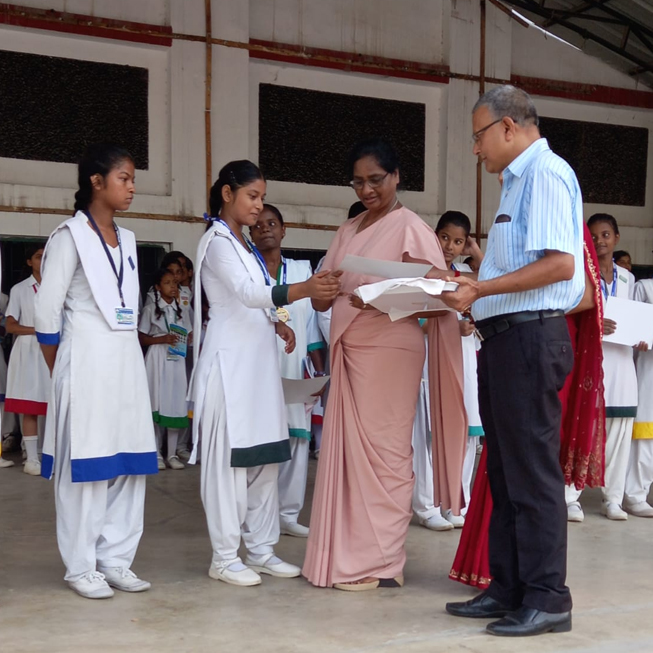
[634,341,649,352]
[276,322,296,354]
[348,294,376,310]
[425,267,450,281]
[603,318,617,336]
[301,270,343,301]
[459,319,475,337]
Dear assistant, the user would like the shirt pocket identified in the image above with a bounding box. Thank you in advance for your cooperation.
[491,218,514,272]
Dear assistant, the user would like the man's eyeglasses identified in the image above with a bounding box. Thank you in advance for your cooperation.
[472,118,503,143]
[349,172,390,190]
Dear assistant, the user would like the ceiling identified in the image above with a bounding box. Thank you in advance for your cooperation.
[501,0,653,88]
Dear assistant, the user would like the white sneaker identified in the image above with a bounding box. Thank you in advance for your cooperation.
[68,571,114,599]
[418,514,454,531]
[0,457,15,468]
[245,553,301,578]
[176,448,191,462]
[208,558,262,587]
[23,460,41,476]
[601,501,628,521]
[166,455,185,470]
[624,501,653,518]
[567,501,585,522]
[444,509,465,528]
[280,521,309,538]
[98,567,151,592]
[157,454,165,470]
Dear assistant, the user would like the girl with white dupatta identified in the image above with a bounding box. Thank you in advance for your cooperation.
[249,204,327,538]
[35,144,158,600]
[190,160,341,587]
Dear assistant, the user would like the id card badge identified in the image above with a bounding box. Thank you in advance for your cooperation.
[115,307,135,326]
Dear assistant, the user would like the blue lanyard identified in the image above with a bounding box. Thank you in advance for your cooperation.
[85,210,125,307]
[218,219,271,285]
[601,261,618,300]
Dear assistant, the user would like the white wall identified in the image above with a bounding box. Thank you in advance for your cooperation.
[1,0,652,265]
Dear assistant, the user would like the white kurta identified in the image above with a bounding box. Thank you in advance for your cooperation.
[0,292,8,400]
[5,275,51,414]
[190,222,290,467]
[139,299,192,426]
[35,213,157,482]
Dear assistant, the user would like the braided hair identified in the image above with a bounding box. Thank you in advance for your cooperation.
[74,143,134,214]
[153,268,183,322]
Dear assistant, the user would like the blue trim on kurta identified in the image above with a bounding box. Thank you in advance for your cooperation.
[41,453,54,479]
[36,331,60,345]
[468,426,485,437]
[71,452,159,482]
[307,341,325,352]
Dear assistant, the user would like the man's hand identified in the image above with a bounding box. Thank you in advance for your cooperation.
[459,319,475,337]
[440,276,481,313]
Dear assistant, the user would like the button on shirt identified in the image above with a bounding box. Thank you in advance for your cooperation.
[473,138,585,321]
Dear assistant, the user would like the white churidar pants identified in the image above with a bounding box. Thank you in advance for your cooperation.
[624,439,653,505]
[278,437,309,526]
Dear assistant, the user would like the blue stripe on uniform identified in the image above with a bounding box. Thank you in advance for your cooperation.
[36,331,60,345]
[473,138,585,321]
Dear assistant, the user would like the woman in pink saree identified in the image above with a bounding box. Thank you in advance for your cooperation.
[303,139,467,590]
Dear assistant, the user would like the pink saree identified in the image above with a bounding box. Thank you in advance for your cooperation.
[302,207,467,586]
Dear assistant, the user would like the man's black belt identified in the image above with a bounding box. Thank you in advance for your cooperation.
[475,310,565,342]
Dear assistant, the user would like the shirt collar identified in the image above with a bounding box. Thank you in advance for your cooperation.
[504,138,550,179]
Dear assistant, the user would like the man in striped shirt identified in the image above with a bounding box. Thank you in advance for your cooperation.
[443,86,584,637]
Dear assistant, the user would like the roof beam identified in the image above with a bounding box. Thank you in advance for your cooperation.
[506,0,653,76]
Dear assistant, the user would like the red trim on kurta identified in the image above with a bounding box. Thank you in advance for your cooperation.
[249,38,451,85]
[0,3,172,47]
[4,398,47,416]
[511,74,653,109]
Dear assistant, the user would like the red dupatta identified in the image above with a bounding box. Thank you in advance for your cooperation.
[449,224,606,589]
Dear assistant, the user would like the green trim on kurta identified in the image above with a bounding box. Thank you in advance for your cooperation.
[289,428,311,440]
[230,440,291,467]
[468,426,485,437]
[307,341,325,352]
[152,412,189,428]
[633,422,653,440]
[605,406,638,418]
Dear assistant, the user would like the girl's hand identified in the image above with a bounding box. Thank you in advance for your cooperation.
[162,334,178,345]
[634,341,649,352]
[276,322,296,354]
[459,319,475,337]
[348,294,376,310]
[603,318,617,336]
[425,267,450,280]
[303,270,343,301]
[462,237,483,260]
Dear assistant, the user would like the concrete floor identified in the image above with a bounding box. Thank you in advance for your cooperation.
[1,455,652,653]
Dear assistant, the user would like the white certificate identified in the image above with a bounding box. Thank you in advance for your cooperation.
[355,277,458,321]
[282,376,330,404]
[339,255,433,279]
[603,296,653,347]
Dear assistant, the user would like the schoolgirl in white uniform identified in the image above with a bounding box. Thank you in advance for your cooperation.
[5,246,50,476]
[139,267,192,470]
[250,204,327,538]
[0,269,13,468]
[191,160,341,587]
[566,214,637,521]
[624,278,653,517]
[35,144,158,599]
[430,211,484,527]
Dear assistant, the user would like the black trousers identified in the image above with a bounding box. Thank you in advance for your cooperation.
[478,315,574,613]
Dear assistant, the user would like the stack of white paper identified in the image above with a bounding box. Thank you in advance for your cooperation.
[355,277,458,321]
[339,254,433,279]
[282,376,330,404]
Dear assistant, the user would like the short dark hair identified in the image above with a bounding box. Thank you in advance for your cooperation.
[262,204,284,226]
[613,250,630,262]
[588,212,619,236]
[436,211,471,237]
[347,138,399,179]
[161,250,187,269]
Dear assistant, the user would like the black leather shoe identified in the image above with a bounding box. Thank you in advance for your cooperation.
[486,606,572,637]
[445,592,512,618]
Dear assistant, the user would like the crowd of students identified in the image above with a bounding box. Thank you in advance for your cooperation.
[0,135,651,606]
